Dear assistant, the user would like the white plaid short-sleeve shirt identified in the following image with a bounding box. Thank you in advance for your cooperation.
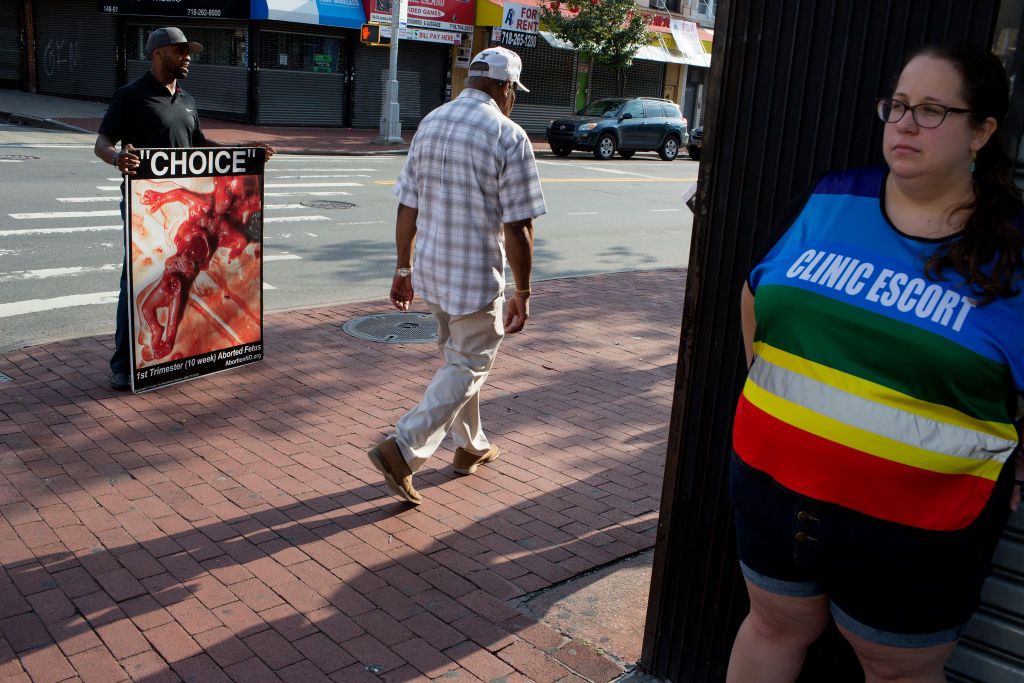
[393,88,547,315]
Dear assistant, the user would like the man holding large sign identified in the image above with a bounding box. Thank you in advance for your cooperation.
[126,148,265,392]
[94,27,273,391]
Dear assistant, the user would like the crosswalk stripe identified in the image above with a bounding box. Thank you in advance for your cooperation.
[265,216,329,222]
[266,182,362,188]
[271,174,372,178]
[0,225,121,236]
[0,264,120,283]
[0,292,119,318]
[10,209,121,219]
[264,191,351,197]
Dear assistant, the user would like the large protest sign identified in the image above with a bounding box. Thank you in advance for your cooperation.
[125,147,265,392]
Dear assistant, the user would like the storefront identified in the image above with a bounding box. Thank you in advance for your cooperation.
[0,2,25,89]
[124,19,250,119]
[468,0,710,133]
[34,0,120,100]
[249,1,365,125]
[351,0,474,129]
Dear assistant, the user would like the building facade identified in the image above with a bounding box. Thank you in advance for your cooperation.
[0,0,714,131]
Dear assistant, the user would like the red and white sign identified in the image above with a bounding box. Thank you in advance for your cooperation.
[501,2,539,34]
[379,23,463,43]
[366,0,474,33]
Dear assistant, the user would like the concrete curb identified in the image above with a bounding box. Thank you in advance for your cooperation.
[0,111,96,134]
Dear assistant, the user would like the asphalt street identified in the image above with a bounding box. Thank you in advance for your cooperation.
[0,121,695,353]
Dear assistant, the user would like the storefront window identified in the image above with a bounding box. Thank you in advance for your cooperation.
[259,32,343,73]
[127,25,248,66]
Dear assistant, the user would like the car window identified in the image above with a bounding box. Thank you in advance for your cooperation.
[579,99,626,117]
[621,101,644,118]
[664,103,681,118]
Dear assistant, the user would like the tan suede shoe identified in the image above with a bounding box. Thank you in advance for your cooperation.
[367,437,422,505]
[452,445,500,475]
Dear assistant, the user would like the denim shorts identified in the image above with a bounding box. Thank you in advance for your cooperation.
[730,453,1012,647]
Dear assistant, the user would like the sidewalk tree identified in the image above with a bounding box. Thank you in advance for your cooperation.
[539,0,651,97]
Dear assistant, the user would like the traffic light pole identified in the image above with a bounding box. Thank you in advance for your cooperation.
[378,0,403,144]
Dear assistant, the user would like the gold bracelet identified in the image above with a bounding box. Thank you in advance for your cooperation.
[515,287,530,294]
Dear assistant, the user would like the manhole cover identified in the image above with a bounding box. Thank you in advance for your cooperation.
[300,200,356,209]
[0,154,38,160]
[343,312,438,344]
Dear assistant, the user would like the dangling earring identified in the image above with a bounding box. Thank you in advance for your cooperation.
[970,149,977,174]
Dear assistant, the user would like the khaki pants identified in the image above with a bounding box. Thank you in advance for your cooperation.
[395,296,504,472]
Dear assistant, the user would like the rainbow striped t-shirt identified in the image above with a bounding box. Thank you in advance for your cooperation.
[734,166,1023,531]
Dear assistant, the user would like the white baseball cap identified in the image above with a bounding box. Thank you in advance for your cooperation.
[468,47,529,92]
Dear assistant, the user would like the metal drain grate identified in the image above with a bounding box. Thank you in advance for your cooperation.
[343,312,438,344]
[0,154,38,161]
[300,200,356,209]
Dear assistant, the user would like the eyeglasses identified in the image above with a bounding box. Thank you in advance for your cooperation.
[876,98,973,128]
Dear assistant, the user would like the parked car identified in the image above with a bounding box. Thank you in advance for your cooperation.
[545,97,690,161]
[687,126,703,161]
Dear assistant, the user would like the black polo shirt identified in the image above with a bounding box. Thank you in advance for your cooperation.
[98,71,210,149]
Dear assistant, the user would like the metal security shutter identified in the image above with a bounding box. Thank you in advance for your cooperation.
[507,103,573,135]
[256,28,348,125]
[33,0,116,99]
[258,71,345,125]
[947,509,1024,681]
[0,3,22,87]
[588,58,664,101]
[496,38,576,134]
[128,61,248,115]
[351,41,447,129]
[126,21,249,116]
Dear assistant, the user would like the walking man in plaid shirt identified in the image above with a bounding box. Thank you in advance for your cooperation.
[368,47,547,505]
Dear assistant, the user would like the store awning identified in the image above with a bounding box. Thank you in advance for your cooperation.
[698,27,713,53]
[636,38,691,65]
[251,0,366,29]
[669,18,710,67]
[540,31,701,66]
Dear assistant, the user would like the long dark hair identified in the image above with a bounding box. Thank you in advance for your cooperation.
[910,42,1023,304]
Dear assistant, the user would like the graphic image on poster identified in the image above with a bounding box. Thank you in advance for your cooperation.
[125,147,265,392]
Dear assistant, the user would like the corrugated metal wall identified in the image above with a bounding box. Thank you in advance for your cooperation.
[128,61,248,116]
[588,58,665,101]
[32,0,117,100]
[258,70,345,125]
[500,37,578,134]
[0,3,23,88]
[639,1,1011,681]
[350,41,447,129]
[948,509,1024,681]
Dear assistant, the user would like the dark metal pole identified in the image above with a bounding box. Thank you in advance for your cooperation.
[640,1,1003,680]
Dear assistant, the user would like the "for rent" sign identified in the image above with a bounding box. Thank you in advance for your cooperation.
[501,3,539,34]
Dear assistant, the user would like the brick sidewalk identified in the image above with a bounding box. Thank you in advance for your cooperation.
[0,268,683,682]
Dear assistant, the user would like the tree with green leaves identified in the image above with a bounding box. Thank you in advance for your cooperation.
[538,0,651,97]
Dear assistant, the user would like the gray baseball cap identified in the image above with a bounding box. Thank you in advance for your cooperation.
[145,27,203,59]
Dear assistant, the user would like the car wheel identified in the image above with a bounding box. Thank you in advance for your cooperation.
[550,143,572,157]
[687,146,701,161]
[618,149,635,159]
[593,134,616,160]
[658,136,679,161]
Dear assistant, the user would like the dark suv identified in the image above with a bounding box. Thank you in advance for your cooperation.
[687,126,703,160]
[546,97,689,161]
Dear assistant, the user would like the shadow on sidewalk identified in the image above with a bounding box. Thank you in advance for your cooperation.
[0,268,685,681]
[3,479,656,681]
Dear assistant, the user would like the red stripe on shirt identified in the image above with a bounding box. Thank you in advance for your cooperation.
[733,393,996,530]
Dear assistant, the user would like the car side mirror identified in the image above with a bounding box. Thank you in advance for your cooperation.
[620,113,633,120]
